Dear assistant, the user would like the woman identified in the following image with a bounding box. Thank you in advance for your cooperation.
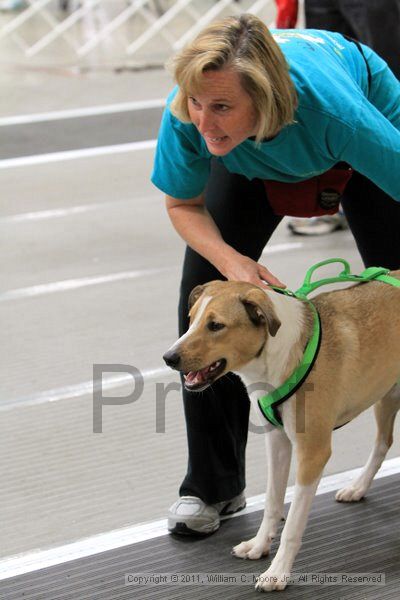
[151,14,400,535]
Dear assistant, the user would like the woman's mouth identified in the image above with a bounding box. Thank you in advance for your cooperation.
[207,135,228,143]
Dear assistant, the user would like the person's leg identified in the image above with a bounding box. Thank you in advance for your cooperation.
[178,159,282,504]
[366,0,400,79]
[341,172,400,269]
[341,0,400,79]
[305,0,356,36]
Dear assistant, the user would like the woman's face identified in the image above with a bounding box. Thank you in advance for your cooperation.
[187,68,258,156]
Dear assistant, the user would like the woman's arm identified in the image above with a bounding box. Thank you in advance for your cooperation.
[166,194,286,288]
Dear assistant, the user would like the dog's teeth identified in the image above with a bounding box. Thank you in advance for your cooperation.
[209,361,221,372]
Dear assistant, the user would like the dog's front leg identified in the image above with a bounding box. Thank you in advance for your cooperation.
[255,477,319,591]
[256,441,331,592]
[232,427,292,560]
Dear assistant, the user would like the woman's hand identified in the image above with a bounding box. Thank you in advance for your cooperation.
[221,252,286,289]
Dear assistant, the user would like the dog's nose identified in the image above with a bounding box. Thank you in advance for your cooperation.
[163,350,181,368]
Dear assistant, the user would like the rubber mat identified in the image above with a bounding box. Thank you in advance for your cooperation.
[1,473,399,599]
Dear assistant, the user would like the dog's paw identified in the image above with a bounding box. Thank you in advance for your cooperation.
[335,484,366,502]
[232,537,271,560]
[255,569,290,592]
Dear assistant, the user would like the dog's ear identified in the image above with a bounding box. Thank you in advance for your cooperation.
[188,285,206,310]
[240,288,281,337]
[188,280,222,310]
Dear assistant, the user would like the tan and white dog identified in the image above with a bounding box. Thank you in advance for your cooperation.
[163,274,400,592]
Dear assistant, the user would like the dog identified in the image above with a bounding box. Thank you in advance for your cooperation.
[163,274,400,592]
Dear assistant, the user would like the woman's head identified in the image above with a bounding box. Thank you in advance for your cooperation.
[168,13,297,152]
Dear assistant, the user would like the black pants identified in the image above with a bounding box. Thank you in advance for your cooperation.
[304,0,400,79]
[178,160,400,504]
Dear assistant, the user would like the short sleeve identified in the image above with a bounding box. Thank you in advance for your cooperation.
[151,104,211,199]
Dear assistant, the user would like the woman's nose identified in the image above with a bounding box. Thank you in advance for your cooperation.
[197,110,215,134]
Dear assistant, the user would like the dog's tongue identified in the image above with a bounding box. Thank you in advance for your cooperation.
[185,366,210,385]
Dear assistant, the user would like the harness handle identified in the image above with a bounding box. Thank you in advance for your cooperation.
[295,258,390,298]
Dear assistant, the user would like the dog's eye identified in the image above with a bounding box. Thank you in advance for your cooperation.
[208,321,225,332]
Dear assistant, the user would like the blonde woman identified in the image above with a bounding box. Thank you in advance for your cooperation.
[152,14,400,535]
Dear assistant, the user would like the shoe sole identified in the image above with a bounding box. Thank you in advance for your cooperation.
[168,521,219,536]
[220,500,246,516]
[168,501,246,536]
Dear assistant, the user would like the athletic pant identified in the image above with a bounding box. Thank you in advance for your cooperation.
[178,161,400,504]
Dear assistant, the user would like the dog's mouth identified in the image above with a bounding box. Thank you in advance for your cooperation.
[184,359,227,391]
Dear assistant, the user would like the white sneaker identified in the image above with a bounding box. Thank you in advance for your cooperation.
[168,493,246,535]
[0,0,27,10]
[288,213,348,236]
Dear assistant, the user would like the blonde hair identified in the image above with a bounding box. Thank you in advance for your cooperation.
[168,14,297,143]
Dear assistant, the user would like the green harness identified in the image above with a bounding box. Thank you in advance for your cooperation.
[258,258,400,429]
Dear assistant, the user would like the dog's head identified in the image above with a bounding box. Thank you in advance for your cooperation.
[163,281,281,392]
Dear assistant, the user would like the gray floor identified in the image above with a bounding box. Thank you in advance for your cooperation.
[0,106,163,158]
[2,473,399,599]
[1,7,399,569]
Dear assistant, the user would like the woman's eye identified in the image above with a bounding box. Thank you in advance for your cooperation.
[208,321,225,332]
[189,97,200,107]
[215,104,230,111]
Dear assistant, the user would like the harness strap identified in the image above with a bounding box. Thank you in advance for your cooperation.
[258,302,321,428]
[374,274,400,288]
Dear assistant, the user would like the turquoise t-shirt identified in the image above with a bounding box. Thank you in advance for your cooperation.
[151,30,400,201]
